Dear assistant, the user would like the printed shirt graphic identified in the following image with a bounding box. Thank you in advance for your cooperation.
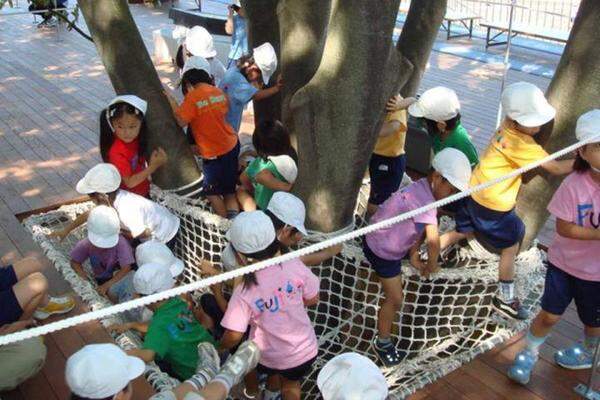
[221,259,320,370]
[69,236,135,281]
[547,171,600,281]
[373,109,408,157]
[470,123,549,211]
[176,83,238,159]
[431,122,479,167]
[143,297,217,380]
[366,178,438,260]
[108,137,150,197]
[218,67,258,132]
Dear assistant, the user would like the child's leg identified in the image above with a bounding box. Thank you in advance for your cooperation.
[236,188,256,212]
[439,231,469,250]
[12,257,45,281]
[377,275,404,340]
[280,377,301,400]
[263,374,281,398]
[242,370,259,398]
[12,273,49,320]
[207,195,227,218]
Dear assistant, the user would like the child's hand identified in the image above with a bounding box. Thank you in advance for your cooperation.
[108,323,130,334]
[409,251,426,272]
[421,260,440,279]
[386,95,417,112]
[149,147,168,170]
[275,75,283,89]
[97,282,111,297]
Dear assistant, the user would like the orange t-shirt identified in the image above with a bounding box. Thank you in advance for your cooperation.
[176,84,238,159]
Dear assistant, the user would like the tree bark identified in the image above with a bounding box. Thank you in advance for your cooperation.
[77,0,201,190]
[516,0,600,247]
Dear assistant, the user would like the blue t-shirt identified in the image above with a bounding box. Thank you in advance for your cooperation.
[219,67,258,132]
[228,14,248,61]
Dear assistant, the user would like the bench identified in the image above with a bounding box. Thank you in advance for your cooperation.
[168,7,227,36]
[442,12,481,40]
[0,3,69,38]
[480,21,569,49]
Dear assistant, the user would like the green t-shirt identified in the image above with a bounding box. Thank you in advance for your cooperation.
[245,157,287,210]
[432,122,479,167]
[143,297,216,380]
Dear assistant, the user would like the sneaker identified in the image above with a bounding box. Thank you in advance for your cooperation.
[214,340,261,390]
[507,349,538,385]
[196,342,221,375]
[492,296,529,320]
[554,344,593,370]
[372,335,405,367]
[33,295,75,320]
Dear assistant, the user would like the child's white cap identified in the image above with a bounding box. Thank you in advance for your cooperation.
[135,240,185,278]
[185,26,217,59]
[253,42,277,85]
[220,244,240,271]
[267,192,308,235]
[76,163,121,195]
[317,353,388,400]
[576,109,600,143]
[501,82,555,127]
[108,95,148,116]
[182,55,212,76]
[66,343,145,399]
[226,211,276,254]
[232,0,241,6]
[408,86,460,122]
[133,262,179,295]
[431,148,471,192]
[269,155,298,184]
[87,206,120,249]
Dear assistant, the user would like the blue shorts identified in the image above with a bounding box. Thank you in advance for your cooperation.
[0,265,23,326]
[362,239,403,279]
[368,153,406,205]
[541,262,600,327]
[202,141,240,196]
[257,356,316,381]
[455,197,525,249]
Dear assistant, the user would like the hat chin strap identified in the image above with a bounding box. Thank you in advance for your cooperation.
[106,108,115,132]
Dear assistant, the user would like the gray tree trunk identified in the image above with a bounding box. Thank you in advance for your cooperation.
[516,0,600,247]
[77,0,201,190]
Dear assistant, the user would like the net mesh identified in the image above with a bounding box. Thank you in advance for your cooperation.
[22,183,547,399]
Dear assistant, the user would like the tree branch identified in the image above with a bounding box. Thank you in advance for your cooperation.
[49,10,93,42]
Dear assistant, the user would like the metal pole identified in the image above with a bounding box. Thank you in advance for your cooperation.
[574,340,600,399]
[495,0,517,128]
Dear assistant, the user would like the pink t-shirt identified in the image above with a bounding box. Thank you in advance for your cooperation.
[366,178,438,260]
[220,259,319,370]
[547,171,600,282]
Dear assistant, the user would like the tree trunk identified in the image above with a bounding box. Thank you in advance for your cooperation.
[516,0,600,247]
[77,0,201,191]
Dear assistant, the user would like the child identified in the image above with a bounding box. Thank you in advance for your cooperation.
[177,26,227,86]
[364,148,472,367]
[219,43,281,132]
[165,56,240,219]
[224,0,248,68]
[100,95,168,197]
[507,109,600,384]
[220,211,320,400]
[445,82,574,320]
[407,86,479,168]
[238,120,298,211]
[127,262,217,381]
[367,94,416,217]
[70,205,135,302]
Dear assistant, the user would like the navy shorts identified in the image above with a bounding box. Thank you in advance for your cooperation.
[257,356,316,381]
[455,197,525,249]
[0,265,23,326]
[541,262,600,327]
[368,153,406,205]
[362,238,403,279]
[202,141,240,196]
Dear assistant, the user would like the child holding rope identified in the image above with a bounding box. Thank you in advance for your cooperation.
[507,109,600,384]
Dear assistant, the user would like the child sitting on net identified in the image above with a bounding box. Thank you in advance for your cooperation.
[237,120,298,211]
[219,211,320,400]
[507,109,600,384]
[363,148,472,367]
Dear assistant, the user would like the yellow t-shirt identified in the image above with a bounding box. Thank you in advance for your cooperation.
[471,124,549,212]
[373,110,407,157]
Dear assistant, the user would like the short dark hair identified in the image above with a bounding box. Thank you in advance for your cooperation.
[252,120,297,161]
[181,69,214,95]
[265,209,299,235]
[573,148,590,172]
[99,102,148,163]
[238,238,280,290]
[423,113,461,135]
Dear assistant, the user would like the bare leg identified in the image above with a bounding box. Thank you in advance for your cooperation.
[281,377,301,400]
[439,231,468,250]
[207,195,227,218]
[377,275,404,339]
[236,188,256,211]
[243,370,259,397]
[12,272,49,320]
[12,257,45,281]
[584,326,600,338]
[529,310,561,338]
[498,242,519,281]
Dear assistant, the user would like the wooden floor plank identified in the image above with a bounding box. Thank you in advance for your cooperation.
[17,369,59,400]
[40,335,71,400]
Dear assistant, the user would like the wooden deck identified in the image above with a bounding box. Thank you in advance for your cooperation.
[0,1,592,399]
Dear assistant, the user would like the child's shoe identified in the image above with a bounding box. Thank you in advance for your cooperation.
[372,335,405,367]
[214,340,261,390]
[33,295,75,320]
[507,349,538,385]
[492,296,529,320]
[554,344,593,370]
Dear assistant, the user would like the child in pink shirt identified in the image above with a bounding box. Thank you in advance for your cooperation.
[219,211,319,400]
[508,110,600,385]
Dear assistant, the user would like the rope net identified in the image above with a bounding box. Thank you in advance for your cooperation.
[22,181,547,399]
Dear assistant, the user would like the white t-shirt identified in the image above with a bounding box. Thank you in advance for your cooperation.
[208,57,226,87]
[113,190,180,243]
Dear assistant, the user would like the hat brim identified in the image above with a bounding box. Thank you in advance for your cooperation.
[169,258,185,278]
[76,179,93,195]
[445,175,468,192]
[514,106,556,128]
[186,43,217,59]
[260,69,272,85]
[408,102,426,118]
[221,244,240,271]
[88,231,119,249]
[125,355,146,382]
[295,224,308,236]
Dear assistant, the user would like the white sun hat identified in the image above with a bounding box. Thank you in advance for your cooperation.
[576,109,600,143]
[431,147,472,192]
[317,352,388,400]
[220,244,240,271]
[135,240,184,278]
[232,0,241,6]
[66,343,145,399]
[267,192,308,235]
[185,26,217,59]
[182,55,212,76]
[501,81,556,128]
[269,155,298,184]
[133,263,178,295]
[108,95,148,116]
[408,86,461,122]
[253,42,277,85]
[76,163,121,195]
[87,206,121,249]
[226,211,276,255]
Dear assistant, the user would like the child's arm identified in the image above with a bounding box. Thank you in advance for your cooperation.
[70,260,89,280]
[47,210,90,241]
[121,148,168,189]
[378,120,403,138]
[304,294,319,307]
[300,244,343,266]
[385,95,417,113]
[164,90,188,128]
[220,329,245,351]
[126,348,155,363]
[211,284,229,313]
[540,159,574,176]
[252,75,282,101]
[225,6,234,35]
[109,321,149,335]
[239,171,254,193]
[255,169,292,192]
[556,218,600,240]
[423,224,441,278]
[408,233,427,272]
[98,264,132,297]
